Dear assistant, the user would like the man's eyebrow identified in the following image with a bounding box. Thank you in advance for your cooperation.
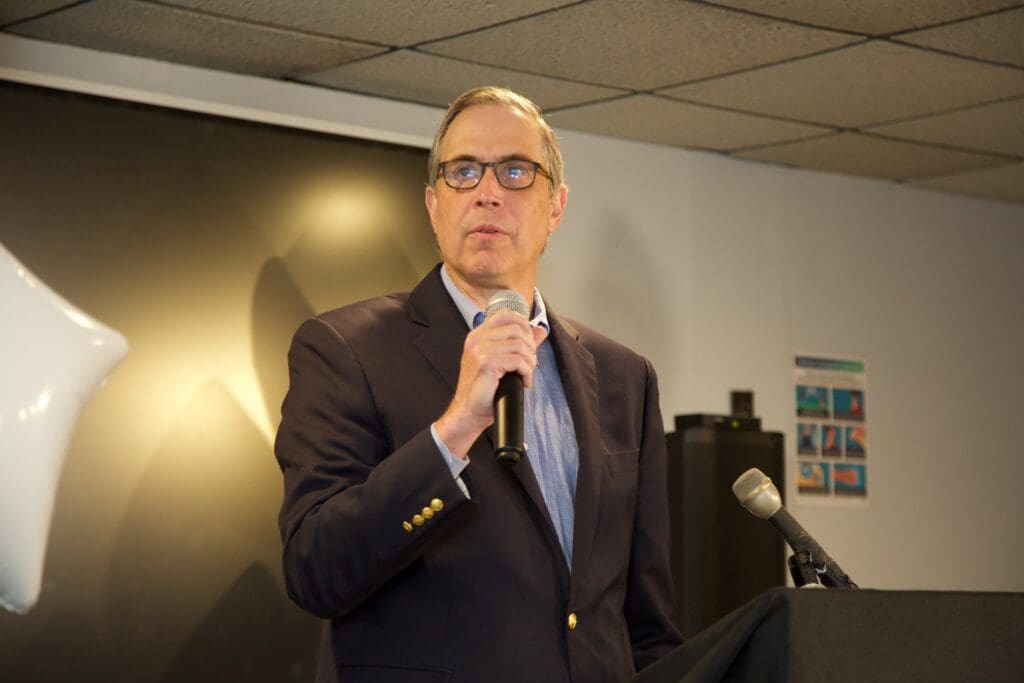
[444,153,538,162]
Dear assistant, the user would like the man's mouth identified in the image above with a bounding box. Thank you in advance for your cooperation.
[470,225,507,236]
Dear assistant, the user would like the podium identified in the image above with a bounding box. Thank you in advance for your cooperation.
[635,587,1024,682]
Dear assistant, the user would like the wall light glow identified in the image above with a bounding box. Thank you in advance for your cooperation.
[297,182,390,249]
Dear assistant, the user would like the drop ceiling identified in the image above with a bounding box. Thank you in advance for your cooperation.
[2,0,1023,205]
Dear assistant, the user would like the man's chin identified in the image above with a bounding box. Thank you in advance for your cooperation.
[450,260,514,290]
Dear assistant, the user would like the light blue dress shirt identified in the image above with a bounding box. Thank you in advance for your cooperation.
[430,265,580,568]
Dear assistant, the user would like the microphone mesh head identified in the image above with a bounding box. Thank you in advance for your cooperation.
[485,290,529,319]
[732,468,767,501]
[732,468,782,519]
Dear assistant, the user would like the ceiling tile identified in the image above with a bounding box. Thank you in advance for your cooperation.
[896,6,1024,68]
[911,161,1024,204]
[707,0,1019,36]
[662,41,1024,127]
[8,0,384,78]
[867,97,1024,156]
[546,94,831,150]
[301,50,626,110]
[421,0,857,90]
[735,132,1005,180]
[161,0,575,46]
[0,1,77,26]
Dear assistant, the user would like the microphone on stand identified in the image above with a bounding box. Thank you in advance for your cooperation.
[485,290,529,466]
[732,468,858,588]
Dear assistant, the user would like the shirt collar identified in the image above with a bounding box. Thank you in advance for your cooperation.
[440,264,549,331]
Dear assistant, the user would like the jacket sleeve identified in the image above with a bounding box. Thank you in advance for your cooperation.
[625,358,685,670]
[274,317,470,619]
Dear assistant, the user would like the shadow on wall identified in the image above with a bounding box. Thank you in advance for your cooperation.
[161,562,319,682]
[252,258,317,430]
[3,609,104,682]
[104,381,319,681]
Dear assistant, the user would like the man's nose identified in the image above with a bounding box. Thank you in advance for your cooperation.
[473,166,504,208]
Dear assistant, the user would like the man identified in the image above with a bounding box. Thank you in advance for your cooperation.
[275,87,683,683]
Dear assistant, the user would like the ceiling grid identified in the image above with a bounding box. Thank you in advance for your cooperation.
[2,0,1021,204]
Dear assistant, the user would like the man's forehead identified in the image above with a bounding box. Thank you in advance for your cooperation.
[441,104,543,158]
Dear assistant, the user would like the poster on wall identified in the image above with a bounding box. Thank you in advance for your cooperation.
[794,355,868,506]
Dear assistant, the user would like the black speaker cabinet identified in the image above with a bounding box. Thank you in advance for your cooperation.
[666,418,786,637]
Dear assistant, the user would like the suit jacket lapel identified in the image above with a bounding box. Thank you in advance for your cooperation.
[548,310,603,586]
[408,266,499,456]
[408,264,467,396]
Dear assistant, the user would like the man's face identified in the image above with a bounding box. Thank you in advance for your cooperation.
[425,104,567,297]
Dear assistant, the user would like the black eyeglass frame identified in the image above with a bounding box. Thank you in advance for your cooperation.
[436,158,552,191]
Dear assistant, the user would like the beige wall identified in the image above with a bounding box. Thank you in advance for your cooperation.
[0,80,436,680]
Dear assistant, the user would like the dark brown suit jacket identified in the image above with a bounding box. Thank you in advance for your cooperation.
[276,265,682,682]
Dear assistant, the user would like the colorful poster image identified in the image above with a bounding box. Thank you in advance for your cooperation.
[797,461,831,495]
[796,385,830,418]
[822,425,842,457]
[845,426,866,457]
[794,355,868,506]
[834,463,867,496]
[797,423,819,455]
[833,389,865,421]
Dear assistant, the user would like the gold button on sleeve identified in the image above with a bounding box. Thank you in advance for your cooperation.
[430,498,444,512]
[402,521,413,533]
[567,612,577,630]
[412,514,425,526]
[421,507,435,519]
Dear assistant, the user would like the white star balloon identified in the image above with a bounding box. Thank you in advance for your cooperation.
[0,242,128,614]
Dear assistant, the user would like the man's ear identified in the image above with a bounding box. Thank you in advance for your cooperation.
[548,184,568,235]
[425,184,438,233]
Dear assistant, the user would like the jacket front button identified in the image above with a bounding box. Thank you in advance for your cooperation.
[567,612,577,630]
[412,514,425,526]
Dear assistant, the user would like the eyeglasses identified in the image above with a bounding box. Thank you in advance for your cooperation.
[437,158,551,190]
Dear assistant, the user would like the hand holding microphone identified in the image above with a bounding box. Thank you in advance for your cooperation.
[485,291,531,465]
[434,290,544,464]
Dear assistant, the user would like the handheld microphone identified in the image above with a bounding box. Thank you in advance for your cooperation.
[485,290,529,466]
[732,468,858,588]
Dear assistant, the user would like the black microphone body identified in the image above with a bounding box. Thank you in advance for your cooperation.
[485,290,530,466]
[494,373,524,465]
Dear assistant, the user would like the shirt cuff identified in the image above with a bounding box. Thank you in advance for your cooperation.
[430,422,471,499]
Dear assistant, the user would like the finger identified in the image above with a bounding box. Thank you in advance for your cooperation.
[497,356,536,389]
[474,337,538,361]
[474,310,532,336]
[468,324,536,353]
[475,345,537,381]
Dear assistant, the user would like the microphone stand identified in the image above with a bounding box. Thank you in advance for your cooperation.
[787,550,858,588]
[788,551,824,588]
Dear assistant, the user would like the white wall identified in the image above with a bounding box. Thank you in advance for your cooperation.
[5,34,1023,593]
[543,132,1024,592]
